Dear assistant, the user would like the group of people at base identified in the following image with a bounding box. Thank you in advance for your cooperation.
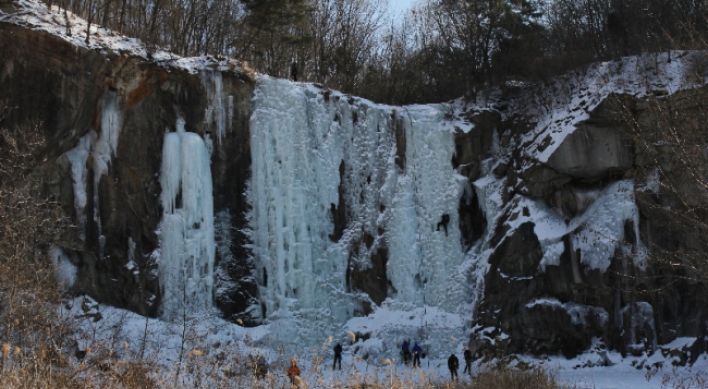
[447,349,474,381]
[284,342,475,388]
[400,339,423,367]
[401,340,474,381]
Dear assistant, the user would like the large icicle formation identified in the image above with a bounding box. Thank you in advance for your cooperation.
[202,70,232,145]
[64,133,94,240]
[93,91,123,257]
[62,91,122,252]
[158,118,216,320]
[249,77,469,356]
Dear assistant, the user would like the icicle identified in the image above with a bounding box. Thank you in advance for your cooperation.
[92,91,123,259]
[201,70,227,144]
[160,132,182,214]
[158,117,215,320]
[64,132,96,240]
[228,95,234,131]
[49,246,76,292]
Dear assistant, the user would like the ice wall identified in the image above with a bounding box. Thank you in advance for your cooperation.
[387,106,468,310]
[158,118,216,320]
[249,77,469,356]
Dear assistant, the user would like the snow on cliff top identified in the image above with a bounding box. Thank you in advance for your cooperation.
[504,51,707,164]
[0,0,243,74]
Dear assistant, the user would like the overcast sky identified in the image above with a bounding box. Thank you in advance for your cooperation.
[388,0,418,17]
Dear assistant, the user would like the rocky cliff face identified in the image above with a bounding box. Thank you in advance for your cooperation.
[2,1,707,359]
[467,88,708,360]
[0,18,258,323]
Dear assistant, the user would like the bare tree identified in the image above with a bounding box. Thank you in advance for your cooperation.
[0,106,77,387]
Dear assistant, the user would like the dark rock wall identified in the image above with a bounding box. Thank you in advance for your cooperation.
[0,23,257,320]
[470,90,708,360]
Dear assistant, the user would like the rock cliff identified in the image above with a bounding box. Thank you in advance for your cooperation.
[2,0,707,360]
[467,87,708,360]
[0,8,258,323]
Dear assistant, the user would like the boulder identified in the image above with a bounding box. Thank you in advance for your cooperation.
[546,124,633,179]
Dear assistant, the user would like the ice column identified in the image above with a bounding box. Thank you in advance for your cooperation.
[62,91,122,252]
[202,70,230,144]
[158,118,216,320]
[92,91,123,257]
[386,105,467,310]
[64,132,96,240]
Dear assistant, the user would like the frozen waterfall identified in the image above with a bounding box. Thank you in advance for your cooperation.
[94,91,123,257]
[63,91,122,253]
[158,118,216,320]
[248,77,470,357]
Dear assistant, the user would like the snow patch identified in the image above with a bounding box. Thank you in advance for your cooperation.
[496,180,643,273]
[505,52,708,164]
[2,1,244,75]
[527,298,609,327]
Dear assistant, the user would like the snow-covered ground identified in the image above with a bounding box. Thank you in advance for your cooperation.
[67,296,707,389]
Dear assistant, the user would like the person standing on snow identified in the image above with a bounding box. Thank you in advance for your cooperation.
[448,353,459,381]
[290,62,298,82]
[463,348,472,374]
[412,342,422,367]
[333,343,342,370]
[401,339,411,365]
[287,359,301,386]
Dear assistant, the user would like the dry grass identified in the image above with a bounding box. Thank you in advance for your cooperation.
[0,357,580,389]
